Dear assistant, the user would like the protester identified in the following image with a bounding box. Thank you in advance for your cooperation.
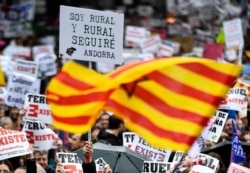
[33,150,54,173]
[98,115,125,146]
[0,160,14,173]
[68,133,88,151]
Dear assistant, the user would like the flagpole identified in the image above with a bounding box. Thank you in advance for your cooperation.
[88,61,92,143]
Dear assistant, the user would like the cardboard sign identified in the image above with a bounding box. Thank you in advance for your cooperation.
[14,59,38,78]
[56,152,83,173]
[0,127,31,160]
[227,162,250,173]
[142,161,172,173]
[190,153,219,173]
[22,120,58,150]
[59,5,124,65]
[130,135,171,162]
[24,93,52,124]
[207,111,228,143]
[219,87,248,112]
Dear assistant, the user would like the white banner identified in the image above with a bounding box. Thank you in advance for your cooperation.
[22,120,58,151]
[59,5,124,64]
[0,128,31,160]
[14,59,38,78]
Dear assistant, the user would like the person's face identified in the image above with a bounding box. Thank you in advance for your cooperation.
[34,152,48,169]
[0,164,10,173]
[2,119,12,130]
[10,108,19,120]
[223,119,233,135]
[100,114,109,129]
[69,134,84,151]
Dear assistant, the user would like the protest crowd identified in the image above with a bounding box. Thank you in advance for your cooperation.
[1,0,250,173]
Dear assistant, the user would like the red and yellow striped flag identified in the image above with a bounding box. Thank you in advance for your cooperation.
[46,57,242,152]
[46,60,117,133]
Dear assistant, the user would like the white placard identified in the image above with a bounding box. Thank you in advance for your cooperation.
[206,111,228,143]
[24,93,52,125]
[223,18,243,48]
[56,152,83,173]
[125,26,148,44]
[32,45,55,58]
[5,73,38,108]
[139,35,161,54]
[35,53,57,77]
[157,43,174,57]
[122,132,137,149]
[14,59,38,78]
[130,134,171,162]
[0,127,31,160]
[59,5,124,65]
[219,87,248,112]
[22,120,58,151]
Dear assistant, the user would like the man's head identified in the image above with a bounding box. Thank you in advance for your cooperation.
[34,150,49,169]
[100,112,110,129]
[69,133,88,151]
[223,118,234,135]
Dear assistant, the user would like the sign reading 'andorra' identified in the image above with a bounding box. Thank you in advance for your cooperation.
[59,5,124,65]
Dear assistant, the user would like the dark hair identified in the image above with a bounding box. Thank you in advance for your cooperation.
[0,159,14,172]
[108,116,124,129]
[80,133,88,141]
[207,152,226,172]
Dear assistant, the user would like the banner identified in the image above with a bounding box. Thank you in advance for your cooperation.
[227,162,250,173]
[59,5,124,64]
[0,128,31,160]
[22,120,58,151]
[130,134,171,162]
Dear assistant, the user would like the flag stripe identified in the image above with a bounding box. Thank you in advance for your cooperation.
[105,99,197,144]
[147,71,224,107]
[46,90,112,105]
[53,114,93,125]
[56,71,94,91]
[131,84,211,126]
[179,63,236,85]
